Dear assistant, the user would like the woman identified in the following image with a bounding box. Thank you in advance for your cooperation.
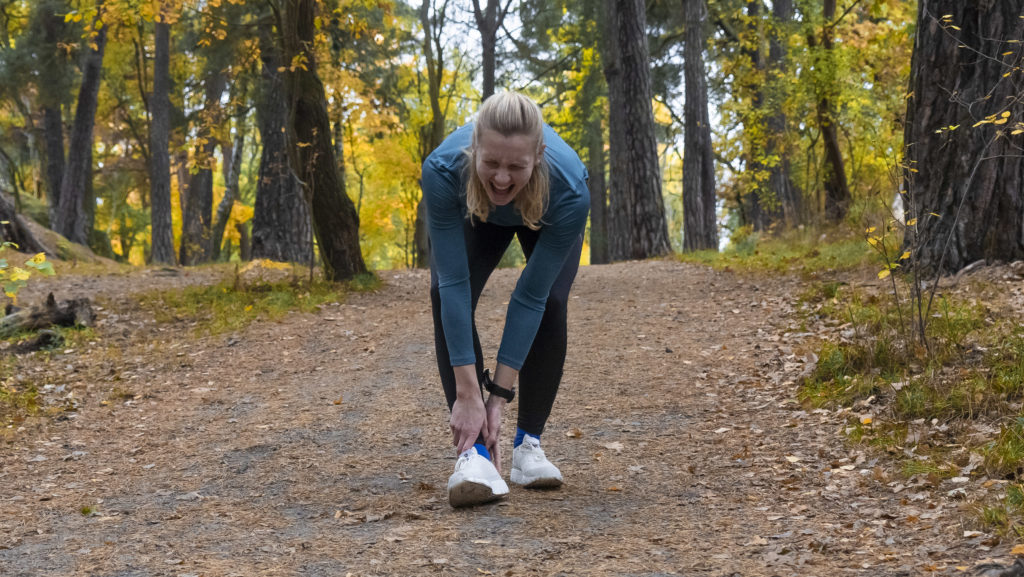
[422,91,590,507]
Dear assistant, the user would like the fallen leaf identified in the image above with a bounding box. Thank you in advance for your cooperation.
[1011,544,1024,555]
[963,530,984,538]
[604,441,624,453]
[713,427,730,434]
[565,428,583,438]
[472,540,492,545]
[785,455,801,463]
[607,486,622,492]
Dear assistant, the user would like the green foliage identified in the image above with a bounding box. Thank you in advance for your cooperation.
[678,226,873,274]
[0,380,39,426]
[498,239,525,269]
[0,244,56,303]
[136,272,377,335]
[983,418,1024,480]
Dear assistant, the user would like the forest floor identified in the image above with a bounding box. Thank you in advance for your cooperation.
[0,258,1021,576]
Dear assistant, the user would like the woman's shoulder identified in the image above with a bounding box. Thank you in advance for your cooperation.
[543,125,588,194]
[424,123,473,172]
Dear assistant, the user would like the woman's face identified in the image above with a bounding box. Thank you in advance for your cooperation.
[475,129,545,206]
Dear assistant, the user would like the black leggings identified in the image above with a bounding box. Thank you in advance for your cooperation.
[430,219,583,436]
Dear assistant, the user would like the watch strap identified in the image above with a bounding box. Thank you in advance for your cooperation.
[482,369,515,402]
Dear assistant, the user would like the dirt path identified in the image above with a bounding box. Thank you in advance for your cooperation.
[0,260,1012,576]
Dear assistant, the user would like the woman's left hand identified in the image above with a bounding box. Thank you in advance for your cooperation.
[483,394,506,473]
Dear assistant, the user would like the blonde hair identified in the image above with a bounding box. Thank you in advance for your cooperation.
[465,92,549,230]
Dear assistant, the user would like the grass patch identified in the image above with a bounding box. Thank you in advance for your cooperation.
[678,226,874,274]
[0,381,40,426]
[982,417,1024,480]
[798,256,1024,536]
[977,484,1024,538]
[137,272,378,335]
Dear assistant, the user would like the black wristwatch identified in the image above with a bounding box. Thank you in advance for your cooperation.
[481,369,515,402]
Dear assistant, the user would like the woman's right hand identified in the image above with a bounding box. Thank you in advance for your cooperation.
[450,395,487,455]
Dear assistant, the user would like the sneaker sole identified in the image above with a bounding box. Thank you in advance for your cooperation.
[510,469,563,488]
[448,480,507,507]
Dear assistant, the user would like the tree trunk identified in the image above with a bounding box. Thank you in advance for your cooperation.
[766,0,800,226]
[149,14,175,264]
[607,0,672,260]
[682,0,718,251]
[415,0,452,268]
[0,191,54,256]
[236,221,252,261]
[472,0,508,100]
[33,0,69,225]
[211,106,246,261]
[52,2,107,245]
[740,0,772,232]
[587,112,609,264]
[602,0,631,261]
[903,0,1024,274]
[179,68,226,265]
[817,0,851,223]
[283,0,367,280]
[0,294,94,339]
[414,200,430,268]
[42,105,64,225]
[252,21,312,264]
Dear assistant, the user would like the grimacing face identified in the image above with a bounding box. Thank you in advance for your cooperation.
[475,129,545,206]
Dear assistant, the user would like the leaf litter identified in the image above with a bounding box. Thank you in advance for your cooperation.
[1,261,1023,575]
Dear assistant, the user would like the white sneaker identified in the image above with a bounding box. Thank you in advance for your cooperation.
[447,447,509,507]
[511,435,563,488]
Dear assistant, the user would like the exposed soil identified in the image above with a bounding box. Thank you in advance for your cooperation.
[1,259,1021,576]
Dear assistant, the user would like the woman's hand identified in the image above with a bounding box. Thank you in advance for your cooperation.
[450,395,487,456]
[483,394,507,472]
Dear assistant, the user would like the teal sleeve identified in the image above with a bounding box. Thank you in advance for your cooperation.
[495,180,590,370]
[422,155,478,367]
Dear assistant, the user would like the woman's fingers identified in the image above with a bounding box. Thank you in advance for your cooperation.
[450,397,487,455]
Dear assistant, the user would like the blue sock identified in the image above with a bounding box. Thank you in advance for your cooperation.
[473,442,491,461]
[514,427,536,448]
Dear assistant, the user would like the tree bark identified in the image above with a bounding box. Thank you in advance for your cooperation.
[179,67,226,265]
[36,0,68,226]
[586,111,609,264]
[472,0,509,100]
[42,106,64,225]
[602,0,631,261]
[606,0,672,260]
[903,0,1024,274]
[739,0,771,232]
[415,0,452,268]
[283,0,367,280]
[212,106,245,261]
[816,0,851,223]
[252,21,312,264]
[682,0,718,251]
[0,294,94,339]
[766,0,800,226]
[0,191,54,256]
[149,14,175,264]
[52,2,107,245]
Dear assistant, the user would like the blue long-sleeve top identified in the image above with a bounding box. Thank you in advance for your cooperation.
[422,123,590,370]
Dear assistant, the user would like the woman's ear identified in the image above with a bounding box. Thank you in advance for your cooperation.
[537,143,547,162]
